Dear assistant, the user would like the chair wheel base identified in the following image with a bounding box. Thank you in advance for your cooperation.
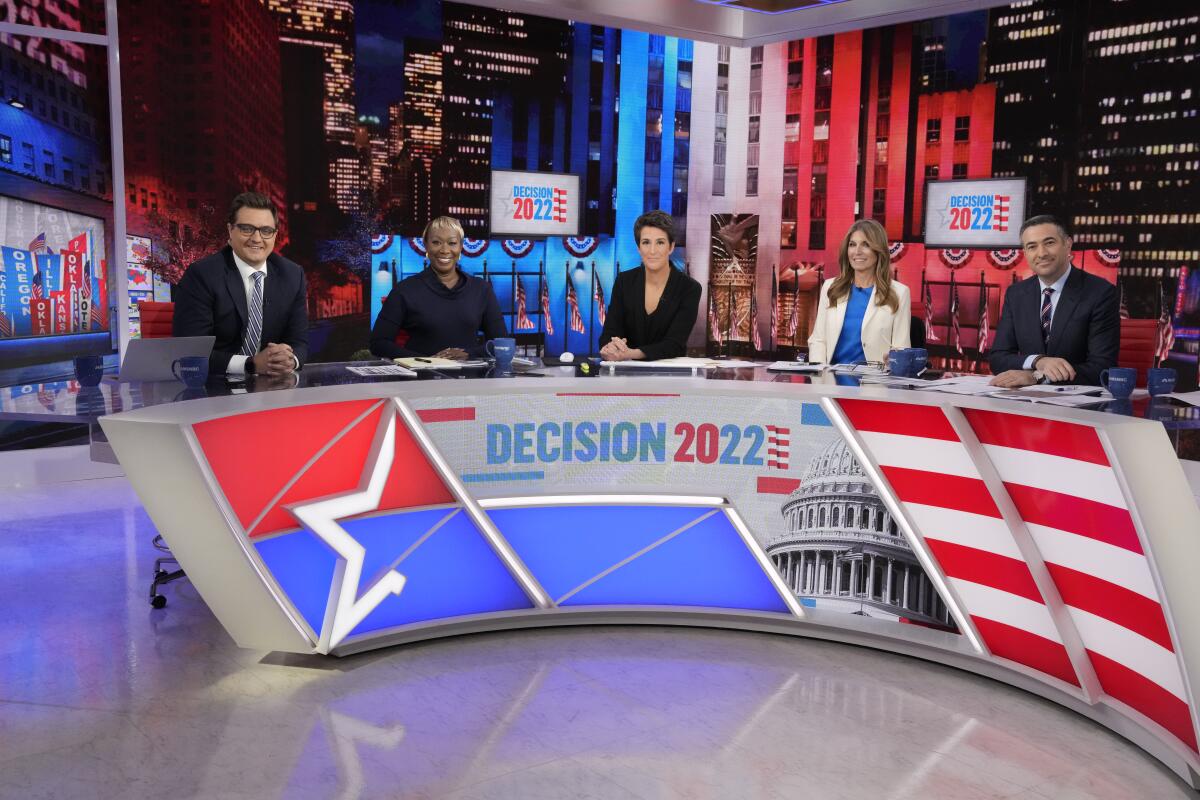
[150,594,167,609]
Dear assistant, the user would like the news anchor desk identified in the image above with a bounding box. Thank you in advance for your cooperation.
[95,366,1200,786]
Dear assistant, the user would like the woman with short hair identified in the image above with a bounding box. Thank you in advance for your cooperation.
[807,219,911,364]
[370,216,507,360]
[599,210,702,361]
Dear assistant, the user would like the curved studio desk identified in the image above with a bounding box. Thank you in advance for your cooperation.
[99,373,1200,786]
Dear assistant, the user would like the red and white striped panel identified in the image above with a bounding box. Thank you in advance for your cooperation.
[837,399,1080,688]
[766,425,790,470]
[963,409,1197,752]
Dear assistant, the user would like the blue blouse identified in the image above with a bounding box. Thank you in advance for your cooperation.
[830,286,873,364]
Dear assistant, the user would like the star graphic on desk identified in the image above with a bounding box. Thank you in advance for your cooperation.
[289,410,409,653]
[285,399,550,654]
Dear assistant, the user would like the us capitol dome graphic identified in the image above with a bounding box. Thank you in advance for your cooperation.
[766,437,954,629]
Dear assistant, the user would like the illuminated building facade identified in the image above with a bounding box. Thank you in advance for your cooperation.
[985,1,1079,222]
[261,0,359,212]
[1072,3,1199,305]
[120,0,285,233]
[0,0,109,200]
[439,6,569,234]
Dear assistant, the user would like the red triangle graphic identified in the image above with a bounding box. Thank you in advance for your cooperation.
[250,405,387,538]
[377,409,456,511]
[194,399,381,531]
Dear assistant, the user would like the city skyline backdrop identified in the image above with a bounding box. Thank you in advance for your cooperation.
[0,0,1195,371]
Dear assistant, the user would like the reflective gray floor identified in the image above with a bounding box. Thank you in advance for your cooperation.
[0,477,1193,800]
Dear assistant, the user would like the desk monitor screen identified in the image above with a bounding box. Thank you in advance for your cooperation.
[922,178,1027,249]
[118,336,214,382]
[489,170,580,238]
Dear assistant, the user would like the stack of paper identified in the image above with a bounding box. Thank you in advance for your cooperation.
[767,361,826,373]
[394,357,488,370]
[347,364,417,377]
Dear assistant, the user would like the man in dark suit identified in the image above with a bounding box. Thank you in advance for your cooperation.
[173,192,308,377]
[989,215,1118,386]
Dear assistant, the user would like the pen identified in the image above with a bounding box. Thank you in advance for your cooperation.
[414,357,432,363]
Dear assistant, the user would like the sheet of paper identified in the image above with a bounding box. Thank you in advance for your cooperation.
[394,358,487,370]
[1010,385,1108,396]
[348,364,417,377]
[989,388,1108,406]
[1164,390,1200,407]
[830,363,887,375]
[767,361,826,373]
[599,359,708,369]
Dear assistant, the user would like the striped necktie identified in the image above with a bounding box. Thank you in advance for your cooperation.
[1040,286,1054,343]
[240,271,264,357]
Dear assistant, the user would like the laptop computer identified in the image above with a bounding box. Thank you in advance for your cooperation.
[116,336,215,382]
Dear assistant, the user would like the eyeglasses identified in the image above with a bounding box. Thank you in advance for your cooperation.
[232,223,278,238]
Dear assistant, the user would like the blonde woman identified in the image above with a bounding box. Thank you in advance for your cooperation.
[807,219,911,364]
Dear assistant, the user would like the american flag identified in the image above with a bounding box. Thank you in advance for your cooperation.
[79,262,93,331]
[838,398,1197,752]
[0,311,11,337]
[1155,284,1175,365]
[949,271,963,354]
[592,267,607,326]
[1118,282,1130,320]
[768,266,778,351]
[708,291,722,345]
[977,274,990,356]
[566,270,585,334]
[514,280,535,331]
[31,264,44,300]
[538,262,554,336]
[28,232,47,254]
[786,280,800,341]
[922,273,939,342]
[749,280,762,351]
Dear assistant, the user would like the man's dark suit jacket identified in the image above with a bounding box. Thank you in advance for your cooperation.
[988,267,1119,386]
[599,265,702,361]
[173,245,309,374]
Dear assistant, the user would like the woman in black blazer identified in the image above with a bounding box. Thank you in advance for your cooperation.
[599,210,702,361]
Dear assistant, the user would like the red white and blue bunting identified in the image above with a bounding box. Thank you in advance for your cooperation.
[462,238,489,257]
[370,234,393,254]
[501,239,534,259]
[563,236,599,258]
[939,248,972,269]
[1097,249,1122,267]
[408,237,426,257]
[987,249,1021,269]
[888,241,907,262]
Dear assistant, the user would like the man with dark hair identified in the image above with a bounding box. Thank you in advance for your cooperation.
[989,214,1119,386]
[173,192,309,377]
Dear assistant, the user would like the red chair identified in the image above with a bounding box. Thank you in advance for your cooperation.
[138,301,174,338]
[1119,318,1158,387]
[136,300,183,607]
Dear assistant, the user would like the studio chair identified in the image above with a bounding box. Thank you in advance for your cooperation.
[136,301,186,607]
[1118,318,1159,387]
[910,317,926,350]
[138,301,174,338]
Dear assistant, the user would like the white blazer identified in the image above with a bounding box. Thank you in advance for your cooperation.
[807,278,911,363]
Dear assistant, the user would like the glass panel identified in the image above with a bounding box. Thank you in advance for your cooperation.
[0,1,106,37]
[0,32,113,342]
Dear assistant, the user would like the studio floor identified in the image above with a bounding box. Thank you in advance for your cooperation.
[0,476,1193,800]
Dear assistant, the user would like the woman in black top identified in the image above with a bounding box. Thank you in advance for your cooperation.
[370,216,507,360]
[599,210,702,361]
